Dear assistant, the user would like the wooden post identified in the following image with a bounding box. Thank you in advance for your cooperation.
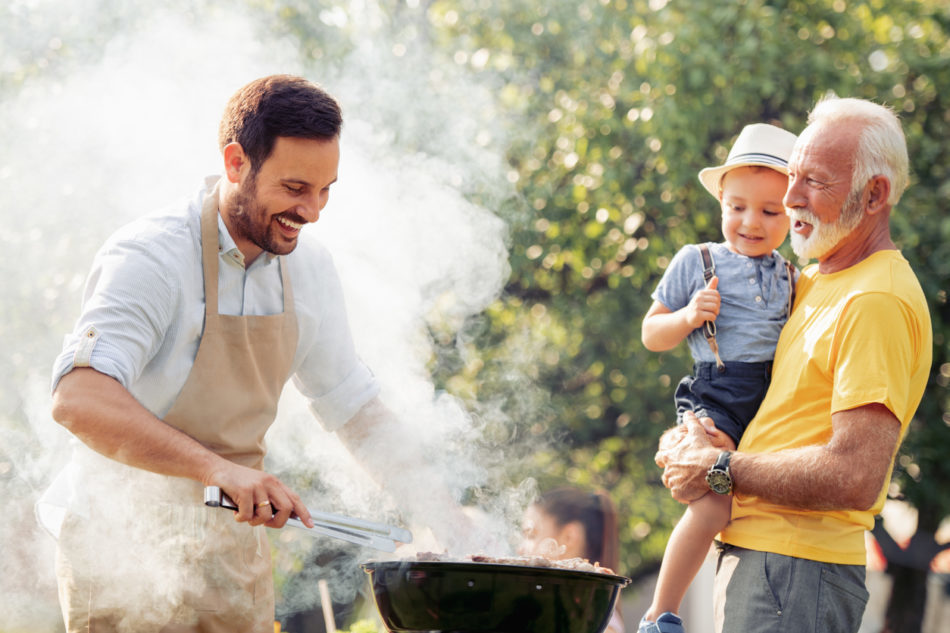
[318,579,337,633]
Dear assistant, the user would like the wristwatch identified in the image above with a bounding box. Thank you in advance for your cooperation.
[706,451,734,495]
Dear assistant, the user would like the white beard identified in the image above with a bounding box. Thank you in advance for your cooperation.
[788,188,865,260]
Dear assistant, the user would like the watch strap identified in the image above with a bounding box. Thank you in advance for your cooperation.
[715,450,733,471]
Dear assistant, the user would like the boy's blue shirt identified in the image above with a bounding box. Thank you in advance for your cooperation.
[651,241,797,363]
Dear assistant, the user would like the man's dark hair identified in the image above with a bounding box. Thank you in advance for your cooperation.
[218,74,343,172]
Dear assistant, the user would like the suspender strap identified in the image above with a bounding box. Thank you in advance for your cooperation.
[697,244,725,370]
[695,246,795,372]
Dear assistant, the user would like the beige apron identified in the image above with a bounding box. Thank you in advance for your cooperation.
[57,181,298,633]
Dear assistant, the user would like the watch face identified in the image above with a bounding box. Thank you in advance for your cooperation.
[706,470,732,495]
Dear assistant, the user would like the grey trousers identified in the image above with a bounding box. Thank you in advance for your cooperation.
[714,543,869,633]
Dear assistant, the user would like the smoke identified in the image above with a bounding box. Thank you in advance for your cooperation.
[1,1,538,630]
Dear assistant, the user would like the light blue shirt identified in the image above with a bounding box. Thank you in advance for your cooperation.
[52,176,379,431]
[651,242,796,363]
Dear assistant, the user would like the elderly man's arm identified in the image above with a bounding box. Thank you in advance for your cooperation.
[734,403,900,510]
[657,403,901,511]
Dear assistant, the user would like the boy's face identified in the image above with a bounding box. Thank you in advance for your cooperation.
[719,166,790,258]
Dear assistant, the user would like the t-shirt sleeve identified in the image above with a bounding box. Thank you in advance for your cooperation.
[831,292,924,424]
[51,240,175,392]
[652,244,703,312]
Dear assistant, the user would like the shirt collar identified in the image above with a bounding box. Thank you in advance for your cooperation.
[757,251,779,269]
[713,242,781,268]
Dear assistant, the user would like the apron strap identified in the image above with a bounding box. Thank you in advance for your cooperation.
[200,184,222,318]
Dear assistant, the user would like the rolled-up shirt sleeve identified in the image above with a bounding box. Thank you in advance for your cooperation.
[289,245,379,432]
[52,237,174,393]
[293,363,379,432]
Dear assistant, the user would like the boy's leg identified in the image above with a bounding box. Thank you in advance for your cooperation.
[643,491,732,622]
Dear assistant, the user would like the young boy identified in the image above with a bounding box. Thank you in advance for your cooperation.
[638,123,798,633]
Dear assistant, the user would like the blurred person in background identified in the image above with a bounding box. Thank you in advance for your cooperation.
[521,486,625,633]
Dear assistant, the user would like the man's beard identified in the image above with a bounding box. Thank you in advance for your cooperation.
[788,185,865,260]
[229,174,297,256]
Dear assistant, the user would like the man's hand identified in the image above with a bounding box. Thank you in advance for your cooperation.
[206,464,314,529]
[655,424,688,467]
[52,368,314,530]
[654,411,722,503]
[655,412,734,469]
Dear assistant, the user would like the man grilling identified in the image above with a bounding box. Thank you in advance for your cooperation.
[45,74,461,632]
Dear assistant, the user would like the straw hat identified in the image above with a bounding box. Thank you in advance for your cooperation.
[698,123,798,198]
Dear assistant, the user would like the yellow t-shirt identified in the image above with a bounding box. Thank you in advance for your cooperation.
[720,250,932,565]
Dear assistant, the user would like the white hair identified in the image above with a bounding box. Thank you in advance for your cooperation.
[808,96,910,206]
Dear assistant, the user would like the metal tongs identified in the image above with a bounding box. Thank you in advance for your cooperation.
[204,486,412,553]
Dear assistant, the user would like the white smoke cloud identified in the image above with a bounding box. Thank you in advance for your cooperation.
[0,1,528,630]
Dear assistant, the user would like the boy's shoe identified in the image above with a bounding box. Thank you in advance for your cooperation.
[637,612,685,633]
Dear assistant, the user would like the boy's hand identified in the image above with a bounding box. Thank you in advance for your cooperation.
[685,276,720,329]
[699,415,737,451]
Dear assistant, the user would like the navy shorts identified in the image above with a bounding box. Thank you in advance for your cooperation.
[673,361,772,447]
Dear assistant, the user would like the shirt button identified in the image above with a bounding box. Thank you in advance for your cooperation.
[749,278,755,284]
[755,296,762,303]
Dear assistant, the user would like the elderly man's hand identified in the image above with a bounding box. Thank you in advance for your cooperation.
[655,424,688,468]
[654,411,724,503]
